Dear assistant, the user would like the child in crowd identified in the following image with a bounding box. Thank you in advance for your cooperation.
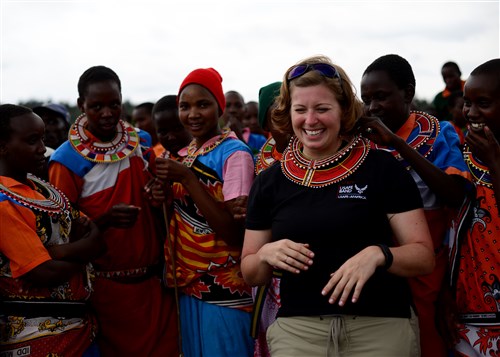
[254,81,290,175]
[0,104,103,356]
[359,54,471,357]
[223,90,267,158]
[152,94,191,158]
[447,58,500,357]
[154,68,255,357]
[48,66,178,356]
[244,101,268,137]
[132,102,164,156]
[432,61,465,121]
[447,90,467,146]
[32,102,71,150]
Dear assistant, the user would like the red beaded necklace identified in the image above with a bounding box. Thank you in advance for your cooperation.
[281,135,370,188]
[255,137,283,175]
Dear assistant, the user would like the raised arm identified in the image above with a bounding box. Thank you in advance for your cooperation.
[389,135,468,207]
[359,116,469,207]
[155,157,243,245]
[466,126,500,211]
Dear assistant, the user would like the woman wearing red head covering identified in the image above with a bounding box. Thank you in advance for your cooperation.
[155,68,255,357]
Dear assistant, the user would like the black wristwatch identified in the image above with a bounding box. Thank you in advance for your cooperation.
[376,244,393,270]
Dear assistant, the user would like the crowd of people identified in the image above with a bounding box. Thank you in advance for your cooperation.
[0,54,499,357]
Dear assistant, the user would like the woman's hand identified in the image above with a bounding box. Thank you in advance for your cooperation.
[242,231,314,286]
[147,178,172,206]
[95,203,141,230]
[226,195,248,223]
[144,177,165,207]
[155,157,194,183]
[49,217,104,263]
[466,125,500,167]
[258,239,314,274]
[69,216,92,242]
[357,116,398,147]
[321,245,384,306]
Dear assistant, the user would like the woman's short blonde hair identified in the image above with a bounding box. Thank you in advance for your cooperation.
[272,55,363,137]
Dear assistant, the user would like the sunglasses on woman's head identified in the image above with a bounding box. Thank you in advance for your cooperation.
[287,63,342,83]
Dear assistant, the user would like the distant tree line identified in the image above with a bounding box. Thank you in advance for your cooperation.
[16,97,434,125]
[17,99,136,124]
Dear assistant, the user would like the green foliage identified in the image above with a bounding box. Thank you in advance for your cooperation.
[412,97,432,111]
[17,99,137,125]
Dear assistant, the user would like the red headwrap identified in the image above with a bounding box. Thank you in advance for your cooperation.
[178,68,226,114]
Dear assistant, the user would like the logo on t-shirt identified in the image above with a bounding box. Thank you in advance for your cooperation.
[337,184,368,200]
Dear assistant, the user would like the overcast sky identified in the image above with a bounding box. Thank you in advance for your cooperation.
[1,0,499,109]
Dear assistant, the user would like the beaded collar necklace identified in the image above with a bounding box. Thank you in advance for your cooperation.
[69,114,140,163]
[0,174,71,217]
[373,111,439,170]
[182,128,231,167]
[255,137,282,175]
[463,144,492,188]
[281,135,370,188]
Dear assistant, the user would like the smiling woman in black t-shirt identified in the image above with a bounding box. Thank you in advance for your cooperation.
[241,55,435,357]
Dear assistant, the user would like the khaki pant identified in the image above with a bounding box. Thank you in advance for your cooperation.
[267,312,420,357]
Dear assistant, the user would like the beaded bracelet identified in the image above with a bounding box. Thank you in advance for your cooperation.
[376,244,393,270]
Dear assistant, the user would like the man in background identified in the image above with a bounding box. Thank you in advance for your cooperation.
[432,61,465,121]
[33,103,71,150]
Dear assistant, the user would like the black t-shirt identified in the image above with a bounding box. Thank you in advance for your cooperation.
[246,149,423,318]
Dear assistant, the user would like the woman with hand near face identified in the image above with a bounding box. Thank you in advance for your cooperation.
[359,54,471,357]
[241,55,435,357]
[448,59,500,357]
